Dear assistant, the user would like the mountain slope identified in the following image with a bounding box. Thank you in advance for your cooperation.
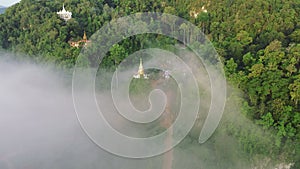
[0,2,299,168]
[0,0,109,67]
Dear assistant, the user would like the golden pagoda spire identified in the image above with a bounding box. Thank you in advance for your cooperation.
[138,58,144,76]
[133,58,149,79]
[83,31,87,41]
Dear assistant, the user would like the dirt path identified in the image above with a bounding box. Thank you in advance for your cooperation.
[151,79,175,169]
[162,99,173,169]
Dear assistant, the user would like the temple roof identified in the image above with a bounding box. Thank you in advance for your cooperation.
[57,3,72,21]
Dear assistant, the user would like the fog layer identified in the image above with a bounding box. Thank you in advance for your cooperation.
[0,52,288,169]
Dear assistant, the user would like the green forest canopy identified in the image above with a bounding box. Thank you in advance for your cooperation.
[0,0,299,167]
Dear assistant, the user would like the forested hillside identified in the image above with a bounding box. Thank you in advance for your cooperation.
[0,0,299,168]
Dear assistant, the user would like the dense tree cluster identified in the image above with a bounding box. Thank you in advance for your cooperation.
[0,0,299,167]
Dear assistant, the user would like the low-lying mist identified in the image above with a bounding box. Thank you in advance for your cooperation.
[0,51,292,169]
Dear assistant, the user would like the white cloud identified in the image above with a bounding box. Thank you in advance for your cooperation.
[0,0,20,7]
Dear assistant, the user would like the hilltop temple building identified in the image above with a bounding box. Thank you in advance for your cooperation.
[133,58,149,79]
[57,4,72,21]
[69,31,91,48]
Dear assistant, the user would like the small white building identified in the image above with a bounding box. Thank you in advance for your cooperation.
[163,70,171,79]
[57,4,72,21]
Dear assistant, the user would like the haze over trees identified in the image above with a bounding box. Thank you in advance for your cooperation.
[0,0,299,168]
[0,6,6,14]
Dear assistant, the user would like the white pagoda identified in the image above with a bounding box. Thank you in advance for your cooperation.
[133,58,149,79]
[57,4,72,21]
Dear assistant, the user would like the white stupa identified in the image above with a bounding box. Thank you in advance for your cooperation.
[57,4,72,21]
